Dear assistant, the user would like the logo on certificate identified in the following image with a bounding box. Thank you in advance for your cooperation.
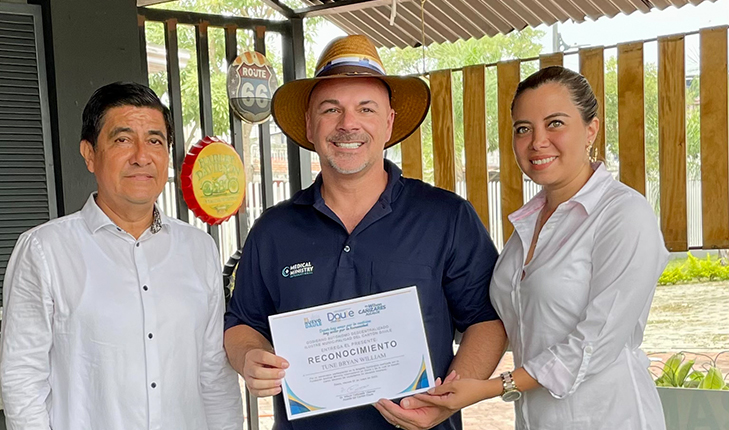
[282,261,314,278]
[327,309,355,323]
[303,316,322,329]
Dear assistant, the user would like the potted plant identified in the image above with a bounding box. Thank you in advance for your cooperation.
[651,351,729,429]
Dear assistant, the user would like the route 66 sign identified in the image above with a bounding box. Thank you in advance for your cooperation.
[227,51,279,124]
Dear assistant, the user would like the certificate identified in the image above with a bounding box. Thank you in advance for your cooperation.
[268,286,435,420]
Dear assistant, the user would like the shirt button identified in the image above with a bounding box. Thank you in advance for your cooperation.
[136,242,140,247]
[116,227,122,232]
[143,285,148,291]
[151,382,157,388]
[344,245,351,252]
[148,333,153,339]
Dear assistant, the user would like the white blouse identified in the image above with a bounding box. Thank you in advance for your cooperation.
[490,163,668,430]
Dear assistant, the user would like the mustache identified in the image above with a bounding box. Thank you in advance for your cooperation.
[327,132,370,144]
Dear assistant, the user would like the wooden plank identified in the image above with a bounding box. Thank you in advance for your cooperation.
[463,65,489,230]
[401,127,423,180]
[430,69,456,192]
[658,35,687,251]
[497,60,521,242]
[579,47,606,161]
[617,42,646,195]
[700,26,729,249]
[539,52,563,69]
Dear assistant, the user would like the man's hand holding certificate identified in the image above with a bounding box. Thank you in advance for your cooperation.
[269,286,435,420]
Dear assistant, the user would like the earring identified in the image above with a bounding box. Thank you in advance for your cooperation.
[587,141,597,163]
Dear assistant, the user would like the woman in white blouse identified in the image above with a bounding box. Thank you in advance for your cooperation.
[415,66,668,429]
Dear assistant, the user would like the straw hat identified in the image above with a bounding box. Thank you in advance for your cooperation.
[271,35,430,151]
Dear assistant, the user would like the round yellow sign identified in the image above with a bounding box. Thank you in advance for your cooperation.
[181,136,246,225]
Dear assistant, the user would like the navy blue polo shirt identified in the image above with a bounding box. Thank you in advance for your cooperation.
[225,160,499,430]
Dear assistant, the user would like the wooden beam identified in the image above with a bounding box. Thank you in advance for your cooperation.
[539,52,563,69]
[617,42,646,195]
[463,65,490,230]
[401,127,423,180]
[497,60,521,242]
[700,26,729,249]
[430,69,456,192]
[580,47,606,161]
[658,34,687,251]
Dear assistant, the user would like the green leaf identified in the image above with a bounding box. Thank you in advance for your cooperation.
[684,379,701,388]
[655,353,686,387]
[698,367,725,390]
[687,370,704,382]
[676,359,695,386]
[665,353,683,373]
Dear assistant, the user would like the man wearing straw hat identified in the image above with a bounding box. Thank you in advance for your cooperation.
[224,35,506,430]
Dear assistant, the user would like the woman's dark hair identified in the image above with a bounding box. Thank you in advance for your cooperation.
[511,66,598,124]
[81,82,173,149]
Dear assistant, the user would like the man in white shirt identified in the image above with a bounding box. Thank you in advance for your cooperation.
[0,82,244,430]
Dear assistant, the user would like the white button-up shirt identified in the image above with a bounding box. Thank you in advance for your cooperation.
[490,164,668,430]
[0,194,244,430]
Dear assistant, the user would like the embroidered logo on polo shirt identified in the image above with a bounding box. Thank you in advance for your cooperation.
[282,261,314,278]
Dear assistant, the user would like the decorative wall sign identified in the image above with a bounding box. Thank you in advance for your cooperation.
[181,136,246,225]
[227,51,279,124]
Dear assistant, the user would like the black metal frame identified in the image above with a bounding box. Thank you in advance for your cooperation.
[261,0,384,18]
[163,18,190,224]
[137,7,309,246]
[137,9,312,428]
[195,23,221,245]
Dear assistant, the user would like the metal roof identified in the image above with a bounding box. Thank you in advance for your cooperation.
[293,0,717,48]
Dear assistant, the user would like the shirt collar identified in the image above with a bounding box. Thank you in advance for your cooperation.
[81,193,169,235]
[508,162,612,224]
[292,159,404,207]
[568,162,612,215]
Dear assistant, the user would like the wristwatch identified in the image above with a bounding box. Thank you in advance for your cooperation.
[500,371,522,402]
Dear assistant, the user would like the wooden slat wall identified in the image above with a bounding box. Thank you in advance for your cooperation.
[539,52,563,69]
[407,26,729,251]
[401,127,423,180]
[658,35,687,252]
[497,60,521,242]
[579,47,606,160]
[700,26,729,249]
[430,69,456,192]
[463,65,489,230]
[617,42,646,195]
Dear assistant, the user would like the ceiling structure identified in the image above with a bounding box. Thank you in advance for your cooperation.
[138,0,717,48]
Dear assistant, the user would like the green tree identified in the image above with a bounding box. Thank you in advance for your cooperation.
[378,28,544,182]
